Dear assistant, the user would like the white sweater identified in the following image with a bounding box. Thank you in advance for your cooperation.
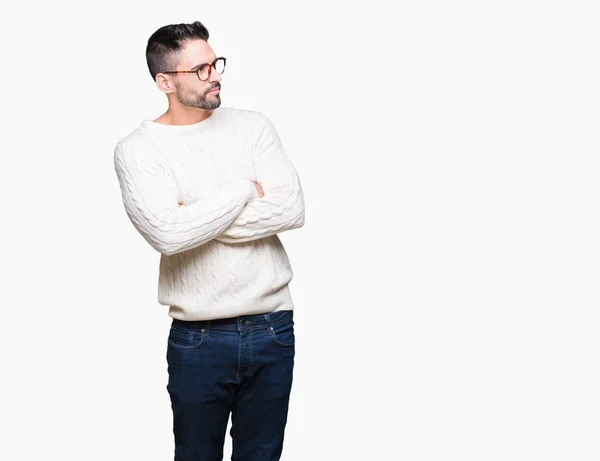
[113,107,305,320]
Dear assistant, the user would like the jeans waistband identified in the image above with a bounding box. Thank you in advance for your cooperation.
[171,309,293,331]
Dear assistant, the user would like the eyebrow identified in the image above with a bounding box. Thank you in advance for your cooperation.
[191,57,217,70]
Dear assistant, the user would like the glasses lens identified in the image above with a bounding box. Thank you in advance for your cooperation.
[197,59,226,80]
[215,58,225,74]
[197,64,210,81]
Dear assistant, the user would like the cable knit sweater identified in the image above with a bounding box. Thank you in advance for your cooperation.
[113,107,305,320]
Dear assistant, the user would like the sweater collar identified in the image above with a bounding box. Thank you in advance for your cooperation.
[140,108,220,135]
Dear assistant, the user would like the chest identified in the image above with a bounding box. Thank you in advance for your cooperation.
[161,128,255,202]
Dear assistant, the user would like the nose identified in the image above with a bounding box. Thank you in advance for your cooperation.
[209,68,222,83]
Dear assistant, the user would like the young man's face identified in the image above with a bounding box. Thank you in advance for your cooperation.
[168,39,223,110]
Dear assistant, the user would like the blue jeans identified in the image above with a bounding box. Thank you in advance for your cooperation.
[166,309,295,461]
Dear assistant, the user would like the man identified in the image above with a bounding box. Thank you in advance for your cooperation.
[113,20,305,461]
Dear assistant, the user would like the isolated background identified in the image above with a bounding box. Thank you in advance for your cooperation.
[1,1,599,460]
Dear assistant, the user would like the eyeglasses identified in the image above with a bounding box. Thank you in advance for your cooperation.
[162,57,226,81]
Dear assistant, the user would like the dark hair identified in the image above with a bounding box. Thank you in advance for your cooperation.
[146,21,210,80]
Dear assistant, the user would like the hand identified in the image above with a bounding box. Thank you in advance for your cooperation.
[253,181,264,198]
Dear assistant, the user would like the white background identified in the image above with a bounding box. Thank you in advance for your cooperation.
[1,1,599,460]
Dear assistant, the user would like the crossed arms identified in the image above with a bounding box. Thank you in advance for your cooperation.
[114,113,305,256]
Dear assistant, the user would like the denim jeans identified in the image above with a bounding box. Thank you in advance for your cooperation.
[166,309,295,461]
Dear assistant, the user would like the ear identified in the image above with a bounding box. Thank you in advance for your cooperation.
[155,73,175,94]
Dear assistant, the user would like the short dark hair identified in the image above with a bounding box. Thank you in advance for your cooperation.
[146,21,210,81]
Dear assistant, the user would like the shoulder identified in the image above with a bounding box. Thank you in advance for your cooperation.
[114,116,165,153]
[114,120,150,147]
[113,129,161,166]
[217,106,271,128]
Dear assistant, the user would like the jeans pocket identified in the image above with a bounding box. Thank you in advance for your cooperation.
[168,325,205,350]
[269,314,295,348]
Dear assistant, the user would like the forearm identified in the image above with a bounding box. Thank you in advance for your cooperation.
[115,142,259,255]
[214,112,306,243]
[215,181,305,243]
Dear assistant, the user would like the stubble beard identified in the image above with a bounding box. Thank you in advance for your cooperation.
[175,83,221,110]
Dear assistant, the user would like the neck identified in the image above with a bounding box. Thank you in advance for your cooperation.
[155,106,214,126]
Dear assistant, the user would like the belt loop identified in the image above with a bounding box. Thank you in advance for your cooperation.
[204,320,211,337]
[263,313,272,332]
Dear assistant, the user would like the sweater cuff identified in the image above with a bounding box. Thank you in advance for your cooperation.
[243,179,260,201]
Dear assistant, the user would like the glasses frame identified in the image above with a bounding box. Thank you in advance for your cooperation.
[162,57,226,81]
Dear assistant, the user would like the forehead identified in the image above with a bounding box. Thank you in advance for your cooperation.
[178,39,216,68]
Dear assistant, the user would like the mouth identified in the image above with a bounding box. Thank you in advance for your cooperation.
[208,87,220,94]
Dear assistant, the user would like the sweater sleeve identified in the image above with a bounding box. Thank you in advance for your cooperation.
[114,140,259,255]
[214,113,305,243]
